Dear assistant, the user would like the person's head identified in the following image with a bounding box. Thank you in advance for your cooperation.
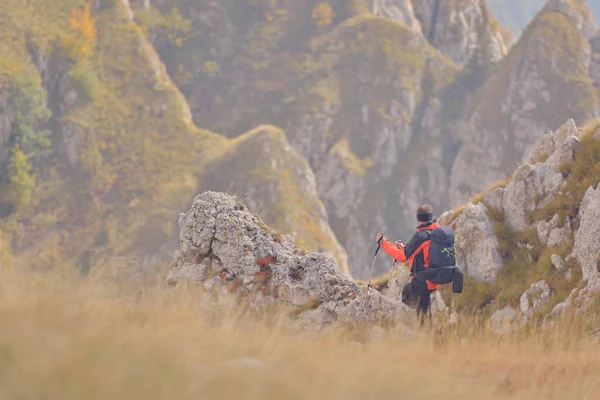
[416,204,433,223]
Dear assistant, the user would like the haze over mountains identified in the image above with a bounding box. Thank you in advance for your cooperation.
[1,0,599,281]
[488,0,600,38]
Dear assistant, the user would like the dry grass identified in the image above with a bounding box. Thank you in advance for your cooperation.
[356,265,399,289]
[488,177,511,191]
[441,204,466,227]
[581,117,600,136]
[1,267,600,399]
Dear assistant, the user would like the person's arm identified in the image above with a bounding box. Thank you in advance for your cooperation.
[381,239,407,262]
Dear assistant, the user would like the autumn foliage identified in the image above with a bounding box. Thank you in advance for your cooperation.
[62,3,97,61]
[312,3,334,28]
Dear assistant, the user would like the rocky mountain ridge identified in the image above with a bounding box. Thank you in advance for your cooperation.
[134,0,600,278]
[434,118,600,324]
[166,190,415,332]
[1,0,600,287]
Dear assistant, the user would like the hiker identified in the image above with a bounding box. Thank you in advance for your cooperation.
[375,205,441,323]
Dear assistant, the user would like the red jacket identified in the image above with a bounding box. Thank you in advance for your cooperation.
[381,221,441,291]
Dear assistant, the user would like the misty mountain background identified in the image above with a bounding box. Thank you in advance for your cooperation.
[1,0,598,280]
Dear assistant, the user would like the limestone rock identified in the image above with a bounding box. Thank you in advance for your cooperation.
[413,0,507,65]
[490,306,518,334]
[501,164,541,232]
[502,128,580,232]
[167,191,416,330]
[526,119,579,163]
[448,0,596,206]
[572,185,600,285]
[544,0,597,41]
[197,127,349,275]
[519,280,552,316]
[372,0,421,32]
[551,254,567,273]
[483,187,504,212]
[536,214,572,247]
[454,203,503,282]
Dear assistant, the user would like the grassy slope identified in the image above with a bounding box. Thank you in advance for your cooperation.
[0,1,349,275]
[0,0,213,271]
[135,1,462,277]
[469,9,597,131]
[438,124,600,317]
[135,0,372,137]
[2,267,600,399]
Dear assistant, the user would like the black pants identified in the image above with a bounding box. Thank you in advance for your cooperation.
[402,281,434,324]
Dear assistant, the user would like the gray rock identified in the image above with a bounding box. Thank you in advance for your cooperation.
[503,130,580,233]
[536,214,572,248]
[551,254,567,273]
[167,191,416,330]
[527,130,555,164]
[372,0,422,32]
[527,119,579,163]
[572,185,600,285]
[483,187,504,212]
[544,0,597,41]
[387,265,411,299]
[413,0,507,65]
[454,203,504,282]
[502,163,537,232]
[449,312,459,324]
[519,280,552,316]
[490,306,517,334]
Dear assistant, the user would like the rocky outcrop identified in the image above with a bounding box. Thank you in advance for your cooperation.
[536,214,572,248]
[449,2,598,206]
[489,120,582,232]
[520,280,552,316]
[453,203,503,282]
[197,126,350,275]
[372,0,421,32]
[490,306,518,334]
[545,0,597,41]
[413,0,508,65]
[572,185,600,285]
[438,118,600,321]
[167,191,415,330]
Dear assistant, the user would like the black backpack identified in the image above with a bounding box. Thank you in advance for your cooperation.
[417,226,463,293]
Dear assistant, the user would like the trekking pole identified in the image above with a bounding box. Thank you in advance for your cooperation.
[387,260,397,290]
[362,234,384,316]
[366,234,384,290]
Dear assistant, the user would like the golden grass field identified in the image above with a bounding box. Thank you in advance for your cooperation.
[1,266,600,400]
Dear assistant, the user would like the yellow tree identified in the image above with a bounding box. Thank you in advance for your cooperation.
[8,146,35,210]
[62,3,97,61]
[312,3,334,28]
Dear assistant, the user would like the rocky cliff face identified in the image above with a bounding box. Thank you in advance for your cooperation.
[167,191,415,331]
[449,0,599,206]
[196,125,349,274]
[0,1,347,277]
[413,0,508,65]
[372,0,421,32]
[3,0,600,287]
[439,119,600,323]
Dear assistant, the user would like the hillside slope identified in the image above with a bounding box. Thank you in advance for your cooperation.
[0,1,347,275]
[440,118,600,323]
[133,0,508,277]
[449,0,599,206]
